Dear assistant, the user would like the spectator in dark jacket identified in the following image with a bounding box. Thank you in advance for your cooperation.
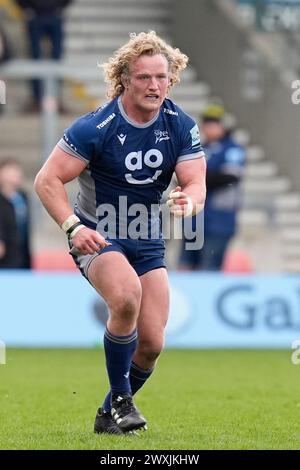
[15,0,73,111]
[0,193,22,269]
[0,23,11,64]
[179,104,246,271]
[0,158,31,268]
[0,23,11,113]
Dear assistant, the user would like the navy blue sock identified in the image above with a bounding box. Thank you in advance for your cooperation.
[102,361,154,412]
[103,328,137,406]
[129,361,154,395]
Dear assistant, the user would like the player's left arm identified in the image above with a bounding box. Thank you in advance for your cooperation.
[167,157,207,217]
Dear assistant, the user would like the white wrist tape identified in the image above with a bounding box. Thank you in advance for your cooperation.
[69,224,85,238]
[61,214,80,233]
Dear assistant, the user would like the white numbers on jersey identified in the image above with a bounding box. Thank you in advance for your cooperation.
[125,149,163,185]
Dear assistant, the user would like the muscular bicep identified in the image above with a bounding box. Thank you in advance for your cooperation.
[37,145,87,184]
[175,157,206,188]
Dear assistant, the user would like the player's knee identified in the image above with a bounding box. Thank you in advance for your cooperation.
[138,340,163,363]
[110,284,142,319]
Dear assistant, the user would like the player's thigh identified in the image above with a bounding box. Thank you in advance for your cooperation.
[138,268,170,343]
[88,251,142,310]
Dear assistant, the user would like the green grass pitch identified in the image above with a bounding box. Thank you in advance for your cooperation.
[1,348,300,450]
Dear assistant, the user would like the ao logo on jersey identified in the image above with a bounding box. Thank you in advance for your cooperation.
[125,149,163,185]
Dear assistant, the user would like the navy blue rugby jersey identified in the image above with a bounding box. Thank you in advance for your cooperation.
[58,96,204,239]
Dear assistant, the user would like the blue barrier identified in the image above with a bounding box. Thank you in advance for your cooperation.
[0,271,300,348]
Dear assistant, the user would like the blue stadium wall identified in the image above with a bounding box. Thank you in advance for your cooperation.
[1,272,300,348]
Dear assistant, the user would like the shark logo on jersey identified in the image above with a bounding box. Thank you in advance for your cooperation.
[125,149,163,185]
[190,124,201,148]
[117,133,127,145]
[154,129,170,144]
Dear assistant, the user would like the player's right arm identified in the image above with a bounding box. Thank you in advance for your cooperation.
[34,145,109,255]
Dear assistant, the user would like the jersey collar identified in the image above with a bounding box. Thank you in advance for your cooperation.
[117,95,160,128]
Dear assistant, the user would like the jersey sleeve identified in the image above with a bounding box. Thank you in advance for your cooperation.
[177,114,205,163]
[57,113,100,164]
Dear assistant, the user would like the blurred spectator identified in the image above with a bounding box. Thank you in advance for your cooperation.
[15,0,73,112]
[0,23,11,115]
[0,23,11,64]
[179,104,246,271]
[0,192,21,269]
[0,158,31,268]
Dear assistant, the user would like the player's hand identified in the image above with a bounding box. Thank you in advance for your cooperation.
[71,227,111,255]
[166,186,193,217]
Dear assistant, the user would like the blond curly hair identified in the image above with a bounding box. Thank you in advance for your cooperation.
[101,31,188,99]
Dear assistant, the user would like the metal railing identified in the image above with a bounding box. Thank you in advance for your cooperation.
[0,59,103,161]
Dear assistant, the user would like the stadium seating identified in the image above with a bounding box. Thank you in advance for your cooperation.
[2,0,300,273]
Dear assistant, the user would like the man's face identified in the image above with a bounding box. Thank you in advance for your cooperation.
[124,54,170,115]
[201,121,225,143]
[0,164,23,190]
